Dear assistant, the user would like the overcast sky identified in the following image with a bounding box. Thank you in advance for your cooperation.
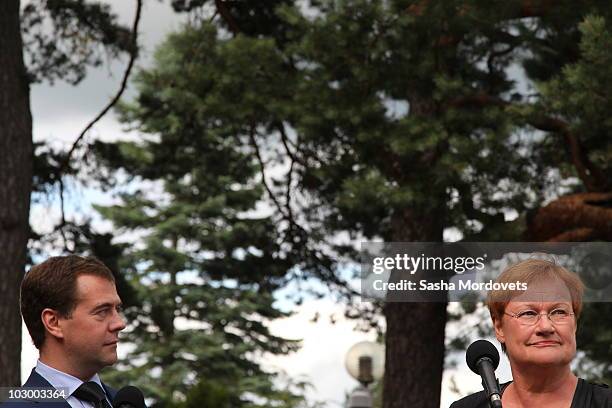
[23,1,512,407]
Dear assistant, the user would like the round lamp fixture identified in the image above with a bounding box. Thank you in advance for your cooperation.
[345,341,385,385]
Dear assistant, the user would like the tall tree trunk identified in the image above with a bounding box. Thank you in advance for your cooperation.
[383,207,447,408]
[0,0,33,386]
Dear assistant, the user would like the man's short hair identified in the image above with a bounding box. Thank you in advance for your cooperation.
[21,255,115,349]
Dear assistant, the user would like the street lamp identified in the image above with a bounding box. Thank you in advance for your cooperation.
[345,341,384,408]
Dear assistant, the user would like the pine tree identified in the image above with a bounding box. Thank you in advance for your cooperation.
[524,15,612,384]
[92,2,612,407]
[2,0,301,389]
[3,0,611,404]
[90,24,311,405]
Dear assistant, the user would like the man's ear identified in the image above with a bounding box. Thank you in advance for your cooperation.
[41,308,65,340]
[493,317,505,345]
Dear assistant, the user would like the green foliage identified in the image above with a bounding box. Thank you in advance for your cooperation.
[279,0,544,243]
[90,10,313,407]
[83,1,612,405]
[169,375,323,408]
[21,0,133,84]
[96,170,303,406]
[176,380,237,408]
[171,0,295,42]
[576,303,612,385]
[533,15,612,187]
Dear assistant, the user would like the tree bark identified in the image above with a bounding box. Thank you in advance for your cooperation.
[0,0,33,386]
[527,192,612,242]
[382,207,446,408]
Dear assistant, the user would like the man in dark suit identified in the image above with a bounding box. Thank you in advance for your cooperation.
[2,255,126,408]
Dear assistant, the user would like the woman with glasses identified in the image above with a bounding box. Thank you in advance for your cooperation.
[450,259,611,408]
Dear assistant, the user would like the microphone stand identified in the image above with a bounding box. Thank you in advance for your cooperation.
[477,357,503,408]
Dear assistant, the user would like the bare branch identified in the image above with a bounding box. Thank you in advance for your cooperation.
[57,0,143,241]
[277,122,299,165]
[284,148,296,230]
[58,178,70,251]
[249,123,290,221]
[250,123,358,296]
[63,0,143,165]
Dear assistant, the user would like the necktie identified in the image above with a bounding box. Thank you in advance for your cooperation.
[73,381,113,408]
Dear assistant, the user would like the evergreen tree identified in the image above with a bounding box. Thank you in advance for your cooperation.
[2,0,303,391]
[89,23,311,405]
[524,15,612,384]
[0,0,299,385]
[92,2,612,407]
[2,0,611,405]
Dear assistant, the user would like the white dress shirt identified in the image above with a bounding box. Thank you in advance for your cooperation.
[35,360,112,408]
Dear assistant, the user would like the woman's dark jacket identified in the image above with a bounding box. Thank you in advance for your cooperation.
[450,379,611,408]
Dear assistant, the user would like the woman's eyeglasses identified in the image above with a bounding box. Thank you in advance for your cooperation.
[504,308,575,325]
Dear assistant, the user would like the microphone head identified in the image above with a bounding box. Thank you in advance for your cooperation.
[466,339,500,374]
[113,386,145,408]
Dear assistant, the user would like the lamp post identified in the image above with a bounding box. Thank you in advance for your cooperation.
[345,341,384,408]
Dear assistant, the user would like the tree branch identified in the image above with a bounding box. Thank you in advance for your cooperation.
[249,123,290,221]
[214,0,240,35]
[57,0,143,249]
[455,182,505,225]
[63,0,142,166]
[518,0,557,18]
[547,227,596,242]
[526,116,607,192]
[448,93,608,192]
[408,0,558,19]
[528,192,612,241]
[278,124,297,230]
[250,123,359,296]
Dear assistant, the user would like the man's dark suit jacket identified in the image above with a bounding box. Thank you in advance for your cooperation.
[0,369,117,408]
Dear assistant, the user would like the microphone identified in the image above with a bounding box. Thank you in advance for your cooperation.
[466,340,503,408]
[113,386,146,408]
